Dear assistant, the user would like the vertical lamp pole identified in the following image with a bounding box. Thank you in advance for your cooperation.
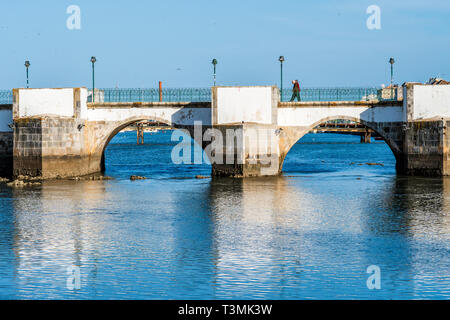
[212,58,218,86]
[24,60,30,88]
[279,56,285,102]
[389,57,395,100]
[91,56,97,102]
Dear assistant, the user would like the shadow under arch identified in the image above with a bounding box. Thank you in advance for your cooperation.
[96,116,207,173]
[280,115,403,172]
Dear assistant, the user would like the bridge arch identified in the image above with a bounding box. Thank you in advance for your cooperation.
[100,116,173,149]
[90,116,208,173]
[279,115,403,172]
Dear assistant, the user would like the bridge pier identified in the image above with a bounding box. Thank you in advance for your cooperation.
[211,123,281,177]
[137,123,144,145]
[10,88,102,179]
[210,86,282,177]
[396,83,450,176]
[360,130,372,143]
[13,117,100,179]
[398,120,450,176]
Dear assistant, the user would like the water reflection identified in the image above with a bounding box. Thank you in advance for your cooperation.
[11,181,111,299]
[207,176,450,299]
[364,176,450,239]
[2,172,449,299]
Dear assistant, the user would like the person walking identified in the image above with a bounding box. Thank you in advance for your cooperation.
[290,80,301,102]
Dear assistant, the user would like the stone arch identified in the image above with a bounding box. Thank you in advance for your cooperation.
[278,115,403,172]
[99,116,171,171]
[91,116,209,173]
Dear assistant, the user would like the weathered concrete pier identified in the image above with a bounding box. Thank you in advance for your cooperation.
[0,83,449,179]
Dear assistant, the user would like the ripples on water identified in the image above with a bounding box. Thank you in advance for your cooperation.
[0,131,449,299]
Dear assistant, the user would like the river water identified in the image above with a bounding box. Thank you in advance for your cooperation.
[0,131,449,300]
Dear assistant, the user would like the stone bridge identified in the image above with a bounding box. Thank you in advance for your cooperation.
[0,84,450,178]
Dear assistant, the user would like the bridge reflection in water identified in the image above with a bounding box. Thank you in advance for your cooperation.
[3,173,449,299]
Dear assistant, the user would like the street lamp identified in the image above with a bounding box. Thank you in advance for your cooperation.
[212,58,218,86]
[279,56,285,101]
[389,57,395,100]
[91,56,97,102]
[24,60,30,88]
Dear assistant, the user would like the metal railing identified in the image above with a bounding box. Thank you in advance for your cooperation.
[0,90,12,104]
[281,87,381,102]
[99,87,386,103]
[98,88,211,103]
[1,87,397,104]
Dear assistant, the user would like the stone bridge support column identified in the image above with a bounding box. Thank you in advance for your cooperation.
[211,86,281,177]
[13,117,101,179]
[211,123,281,177]
[399,83,450,176]
[399,120,449,176]
[12,88,94,179]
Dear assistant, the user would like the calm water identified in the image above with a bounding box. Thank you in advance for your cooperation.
[0,131,449,300]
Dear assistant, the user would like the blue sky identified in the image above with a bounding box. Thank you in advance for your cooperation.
[0,0,449,89]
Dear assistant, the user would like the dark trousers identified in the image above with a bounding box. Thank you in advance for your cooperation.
[290,90,301,102]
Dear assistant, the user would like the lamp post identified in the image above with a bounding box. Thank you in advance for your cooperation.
[24,60,30,88]
[279,56,285,101]
[212,59,218,86]
[91,56,97,102]
[389,57,395,100]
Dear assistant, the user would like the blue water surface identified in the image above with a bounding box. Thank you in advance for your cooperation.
[0,131,448,300]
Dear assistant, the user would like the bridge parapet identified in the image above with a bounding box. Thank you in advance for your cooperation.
[88,101,211,109]
[12,88,88,119]
[212,86,279,126]
[403,83,450,121]
[278,100,403,108]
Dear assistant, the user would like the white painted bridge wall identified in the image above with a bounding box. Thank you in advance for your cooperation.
[13,84,450,129]
[278,105,404,127]
[214,86,278,125]
[10,88,212,126]
[86,107,212,126]
[14,88,78,118]
[410,85,450,120]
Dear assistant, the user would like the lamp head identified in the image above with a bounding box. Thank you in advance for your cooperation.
[91,56,97,64]
[389,57,395,65]
[212,59,217,66]
[24,61,30,68]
